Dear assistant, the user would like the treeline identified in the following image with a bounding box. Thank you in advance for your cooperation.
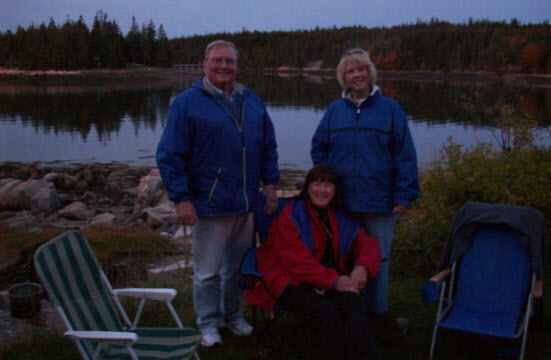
[1,13,550,74]
[0,10,171,70]
[172,19,551,74]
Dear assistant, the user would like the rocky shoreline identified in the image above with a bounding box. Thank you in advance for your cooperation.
[0,162,303,237]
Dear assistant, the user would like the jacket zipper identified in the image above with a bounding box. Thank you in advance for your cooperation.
[208,167,222,201]
[211,96,249,212]
[354,107,360,195]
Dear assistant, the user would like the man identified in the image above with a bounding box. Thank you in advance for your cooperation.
[156,40,279,347]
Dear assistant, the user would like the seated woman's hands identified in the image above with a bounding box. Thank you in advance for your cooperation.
[349,265,368,291]
[335,275,360,294]
[335,266,369,293]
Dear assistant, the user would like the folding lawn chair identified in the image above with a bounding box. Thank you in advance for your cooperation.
[424,202,546,360]
[240,194,311,360]
[34,231,202,360]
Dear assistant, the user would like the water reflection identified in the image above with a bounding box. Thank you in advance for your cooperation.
[0,75,549,169]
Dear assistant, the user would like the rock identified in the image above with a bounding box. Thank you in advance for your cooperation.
[75,180,90,190]
[58,201,95,220]
[142,208,166,228]
[42,172,59,183]
[89,213,116,227]
[60,174,78,190]
[9,167,29,180]
[58,193,74,205]
[0,179,61,214]
[26,226,43,234]
[78,169,94,186]
[81,191,96,202]
[33,184,63,214]
[134,175,164,206]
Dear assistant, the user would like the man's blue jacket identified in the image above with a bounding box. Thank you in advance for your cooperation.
[311,88,419,213]
[156,78,279,217]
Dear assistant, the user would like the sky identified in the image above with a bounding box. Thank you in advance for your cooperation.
[1,0,550,39]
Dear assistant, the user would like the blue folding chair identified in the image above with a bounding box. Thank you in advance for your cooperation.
[428,224,537,360]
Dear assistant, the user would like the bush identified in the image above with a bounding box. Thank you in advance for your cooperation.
[393,119,551,277]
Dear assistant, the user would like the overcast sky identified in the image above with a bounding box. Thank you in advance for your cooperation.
[1,0,550,38]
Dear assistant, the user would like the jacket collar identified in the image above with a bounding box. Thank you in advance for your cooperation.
[201,77,246,97]
[341,84,381,107]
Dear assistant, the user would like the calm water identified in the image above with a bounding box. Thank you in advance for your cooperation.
[1,74,550,170]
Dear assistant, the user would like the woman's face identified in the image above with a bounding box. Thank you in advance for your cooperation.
[307,179,336,209]
[344,62,370,96]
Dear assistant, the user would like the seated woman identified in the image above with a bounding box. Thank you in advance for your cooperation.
[246,164,383,360]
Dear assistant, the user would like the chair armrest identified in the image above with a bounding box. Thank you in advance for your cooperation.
[114,288,177,302]
[65,330,138,346]
[430,268,451,282]
[422,269,452,303]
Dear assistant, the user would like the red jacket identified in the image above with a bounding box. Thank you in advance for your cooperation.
[246,199,382,310]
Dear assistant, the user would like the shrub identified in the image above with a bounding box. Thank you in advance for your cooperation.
[393,118,551,277]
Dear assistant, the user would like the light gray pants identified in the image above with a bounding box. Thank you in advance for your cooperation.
[191,212,254,328]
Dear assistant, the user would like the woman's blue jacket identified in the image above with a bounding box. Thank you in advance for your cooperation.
[311,89,420,213]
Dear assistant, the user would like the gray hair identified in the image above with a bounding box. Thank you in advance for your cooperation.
[336,48,377,89]
[204,40,239,60]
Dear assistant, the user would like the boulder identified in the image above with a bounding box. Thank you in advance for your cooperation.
[42,172,59,183]
[135,175,164,206]
[0,179,62,214]
[60,174,78,190]
[89,212,116,227]
[58,201,95,220]
[78,169,94,186]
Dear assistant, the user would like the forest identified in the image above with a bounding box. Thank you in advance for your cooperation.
[0,11,550,74]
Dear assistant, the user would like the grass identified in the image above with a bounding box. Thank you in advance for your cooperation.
[1,248,550,360]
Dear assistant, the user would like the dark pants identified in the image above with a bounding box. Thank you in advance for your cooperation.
[277,285,380,360]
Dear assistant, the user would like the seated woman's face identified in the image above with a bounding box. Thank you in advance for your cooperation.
[308,179,336,209]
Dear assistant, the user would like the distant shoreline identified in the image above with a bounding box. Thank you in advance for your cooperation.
[261,68,551,86]
[1,67,550,87]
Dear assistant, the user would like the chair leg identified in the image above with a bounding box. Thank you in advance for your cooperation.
[429,325,439,360]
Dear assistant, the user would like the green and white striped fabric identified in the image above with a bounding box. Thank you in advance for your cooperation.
[34,231,201,360]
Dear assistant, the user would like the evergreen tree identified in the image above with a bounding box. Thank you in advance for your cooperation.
[155,24,171,66]
[125,16,142,64]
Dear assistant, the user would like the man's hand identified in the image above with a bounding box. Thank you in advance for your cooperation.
[349,265,368,291]
[176,201,198,225]
[261,185,278,215]
[335,275,360,294]
[393,205,409,214]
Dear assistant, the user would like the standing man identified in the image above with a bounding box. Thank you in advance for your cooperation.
[156,40,279,347]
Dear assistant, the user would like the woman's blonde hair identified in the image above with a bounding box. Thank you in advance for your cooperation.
[336,48,377,89]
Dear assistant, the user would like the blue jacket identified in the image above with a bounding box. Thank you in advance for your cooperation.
[311,88,420,213]
[156,78,279,217]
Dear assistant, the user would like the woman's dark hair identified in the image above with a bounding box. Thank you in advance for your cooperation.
[297,164,343,209]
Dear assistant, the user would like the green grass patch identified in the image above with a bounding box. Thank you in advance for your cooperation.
[2,272,548,360]
[0,223,64,271]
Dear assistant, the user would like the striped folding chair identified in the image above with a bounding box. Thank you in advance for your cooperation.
[34,231,201,360]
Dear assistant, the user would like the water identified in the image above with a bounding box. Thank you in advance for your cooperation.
[1,74,549,170]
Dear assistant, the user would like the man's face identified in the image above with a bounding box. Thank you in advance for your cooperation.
[203,46,237,93]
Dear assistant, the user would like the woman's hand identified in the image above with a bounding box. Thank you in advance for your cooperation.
[335,275,360,294]
[350,265,368,291]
